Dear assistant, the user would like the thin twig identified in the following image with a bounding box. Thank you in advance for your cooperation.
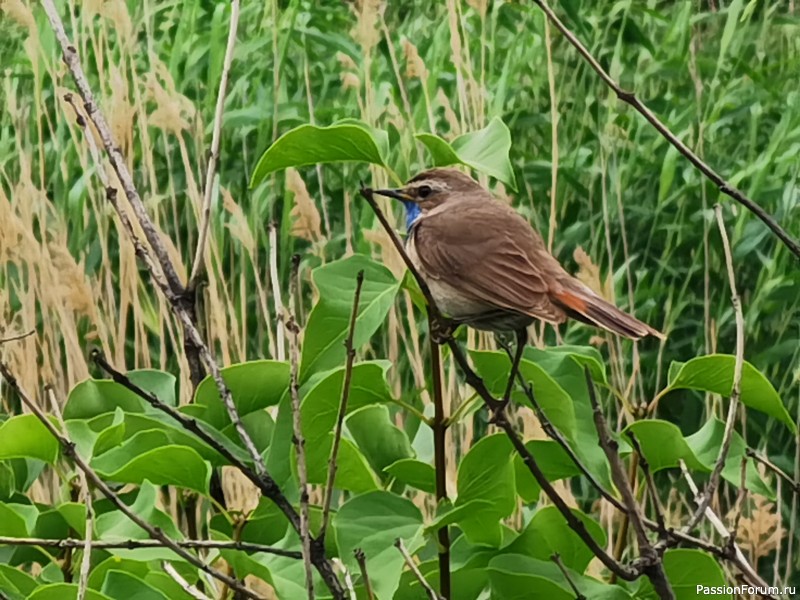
[395,538,441,600]
[429,315,451,600]
[551,553,586,600]
[189,0,241,287]
[321,271,365,541]
[52,6,341,583]
[0,330,35,344]
[287,255,314,600]
[527,0,800,260]
[43,0,273,500]
[626,431,667,536]
[685,205,745,533]
[0,361,263,600]
[586,370,674,599]
[726,457,749,555]
[162,561,212,600]
[354,549,374,600]
[679,461,775,598]
[746,449,800,493]
[0,536,303,557]
[47,387,94,600]
[505,355,626,513]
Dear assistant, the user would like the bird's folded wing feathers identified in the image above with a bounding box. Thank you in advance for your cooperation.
[413,201,566,323]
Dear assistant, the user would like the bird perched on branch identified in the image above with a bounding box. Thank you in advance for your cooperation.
[372,168,664,398]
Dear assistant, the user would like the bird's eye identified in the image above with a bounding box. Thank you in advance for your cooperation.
[417,185,432,198]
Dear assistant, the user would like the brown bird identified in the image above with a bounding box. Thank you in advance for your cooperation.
[374,168,664,396]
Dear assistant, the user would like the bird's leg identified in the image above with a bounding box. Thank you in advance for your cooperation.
[501,328,528,406]
[429,313,456,344]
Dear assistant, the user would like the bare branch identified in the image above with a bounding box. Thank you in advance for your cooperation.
[44,1,343,591]
[684,204,745,533]
[189,0,241,287]
[680,461,775,597]
[586,370,674,599]
[46,386,94,600]
[395,538,441,600]
[429,314,451,599]
[0,536,303,557]
[527,0,800,260]
[746,449,800,493]
[354,549,375,600]
[551,553,586,600]
[0,330,35,344]
[321,271,365,541]
[626,431,667,536]
[162,561,213,600]
[287,255,314,599]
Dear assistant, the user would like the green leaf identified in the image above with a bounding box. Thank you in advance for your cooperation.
[0,503,37,537]
[685,418,773,499]
[301,255,400,380]
[637,549,731,600]
[92,431,211,494]
[101,571,169,600]
[0,564,37,597]
[470,351,576,439]
[64,380,144,420]
[94,483,184,556]
[504,506,606,574]
[415,133,461,166]
[250,122,387,188]
[384,458,436,494]
[488,555,573,600]
[489,554,631,599]
[665,355,795,432]
[334,491,423,599]
[658,144,680,202]
[194,360,289,430]
[514,440,583,503]
[302,435,379,493]
[93,407,126,456]
[28,584,113,600]
[520,347,615,489]
[416,117,517,191]
[64,370,175,420]
[56,503,87,537]
[623,420,707,472]
[455,434,515,546]
[0,415,59,464]
[301,362,394,442]
[347,404,414,478]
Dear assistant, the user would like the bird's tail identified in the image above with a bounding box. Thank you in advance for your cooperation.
[553,285,665,341]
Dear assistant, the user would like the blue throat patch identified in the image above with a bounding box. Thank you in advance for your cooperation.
[402,200,422,231]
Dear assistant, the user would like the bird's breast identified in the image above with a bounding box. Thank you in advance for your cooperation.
[406,228,491,320]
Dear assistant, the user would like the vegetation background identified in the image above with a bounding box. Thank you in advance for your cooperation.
[0,0,798,598]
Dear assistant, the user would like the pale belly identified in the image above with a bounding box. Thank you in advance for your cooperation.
[406,234,533,332]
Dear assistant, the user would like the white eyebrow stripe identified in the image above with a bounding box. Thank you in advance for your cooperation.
[407,179,449,191]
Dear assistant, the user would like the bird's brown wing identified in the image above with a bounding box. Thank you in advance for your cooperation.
[413,197,566,323]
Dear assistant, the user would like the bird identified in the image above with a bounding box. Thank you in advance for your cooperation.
[372,168,664,400]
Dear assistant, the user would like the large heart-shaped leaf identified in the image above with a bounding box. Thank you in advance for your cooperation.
[250,121,388,188]
[416,117,517,190]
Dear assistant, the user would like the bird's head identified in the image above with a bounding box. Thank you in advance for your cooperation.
[373,168,482,230]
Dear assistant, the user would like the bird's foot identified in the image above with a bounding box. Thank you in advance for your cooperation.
[430,315,456,344]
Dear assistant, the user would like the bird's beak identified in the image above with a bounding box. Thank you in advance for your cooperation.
[373,188,413,202]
